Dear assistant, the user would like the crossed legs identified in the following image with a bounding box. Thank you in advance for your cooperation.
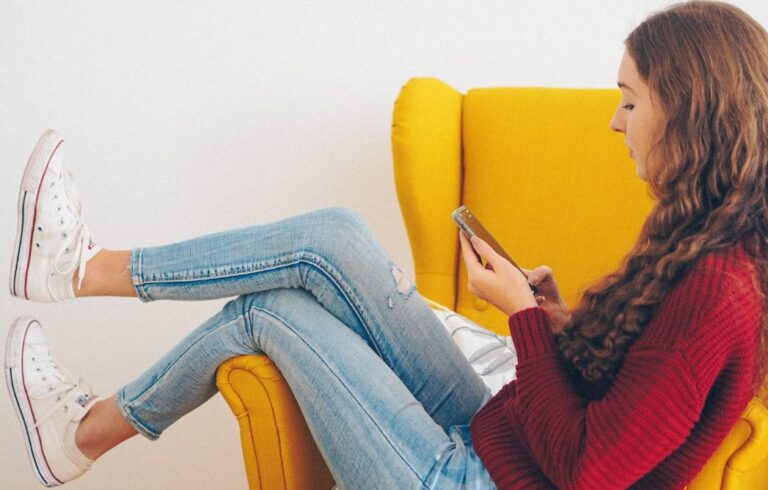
[11,202,493,487]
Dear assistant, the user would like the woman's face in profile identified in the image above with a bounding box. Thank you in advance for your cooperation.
[610,50,664,181]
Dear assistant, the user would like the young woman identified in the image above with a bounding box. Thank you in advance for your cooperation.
[6,1,767,488]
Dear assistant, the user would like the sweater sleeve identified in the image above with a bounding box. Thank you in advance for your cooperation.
[506,307,714,490]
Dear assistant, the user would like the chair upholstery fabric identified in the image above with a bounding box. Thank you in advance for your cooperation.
[216,77,768,489]
[216,355,334,490]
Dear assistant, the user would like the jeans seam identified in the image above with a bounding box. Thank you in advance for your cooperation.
[116,387,161,440]
[299,254,386,360]
[130,247,153,302]
[136,251,387,360]
[119,314,248,415]
[246,305,431,487]
[138,255,303,283]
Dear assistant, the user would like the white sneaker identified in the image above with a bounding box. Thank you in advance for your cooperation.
[5,316,98,487]
[9,130,101,303]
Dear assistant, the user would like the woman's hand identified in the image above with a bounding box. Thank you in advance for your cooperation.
[459,231,537,316]
[522,265,571,334]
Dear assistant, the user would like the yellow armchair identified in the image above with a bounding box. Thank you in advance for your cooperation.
[216,78,768,489]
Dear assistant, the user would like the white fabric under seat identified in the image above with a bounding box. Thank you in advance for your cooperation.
[428,300,517,395]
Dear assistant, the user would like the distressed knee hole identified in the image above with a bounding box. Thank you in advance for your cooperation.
[391,265,413,296]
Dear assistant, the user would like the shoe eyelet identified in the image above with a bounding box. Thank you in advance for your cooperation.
[64,247,70,254]
[56,396,61,401]
[57,206,62,212]
[35,243,40,248]
[37,226,42,231]
[53,194,58,200]
[58,219,64,226]
[48,386,54,392]
[62,405,68,413]
[61,233,68,239]
[41,376,47,381]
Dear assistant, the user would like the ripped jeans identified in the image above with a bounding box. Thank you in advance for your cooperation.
[116,207,496,489]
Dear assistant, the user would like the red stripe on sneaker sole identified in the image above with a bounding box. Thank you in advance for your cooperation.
[19,320,65,485]
[22,139,64,300]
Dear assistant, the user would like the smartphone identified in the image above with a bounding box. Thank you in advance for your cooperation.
[452,205,529,280]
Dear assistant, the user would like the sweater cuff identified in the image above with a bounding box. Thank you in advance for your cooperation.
[508,307,557,359]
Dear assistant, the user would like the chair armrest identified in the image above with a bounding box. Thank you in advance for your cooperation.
[725,398,768,487]
[687,398,768,489]
[216,354,335,490]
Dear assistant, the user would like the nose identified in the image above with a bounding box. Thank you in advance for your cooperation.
[610,107,625,134]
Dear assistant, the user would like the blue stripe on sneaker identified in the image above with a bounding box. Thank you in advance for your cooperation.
[12,191,28,297]
[8,366,51,486]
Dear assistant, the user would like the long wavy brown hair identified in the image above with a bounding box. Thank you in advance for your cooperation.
[557,1,768,396]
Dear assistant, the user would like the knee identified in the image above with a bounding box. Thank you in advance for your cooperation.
[319,206,368,230]
[314,206,373,244]
[303,207,391,269]
[229,291,281,335]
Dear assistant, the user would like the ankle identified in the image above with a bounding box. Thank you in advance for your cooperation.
[72,250,136,298]
[73,395,139,460]
[72,249,103,298]
[74,401,104,461]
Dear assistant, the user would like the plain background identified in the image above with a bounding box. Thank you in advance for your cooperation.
[2,1,767,488]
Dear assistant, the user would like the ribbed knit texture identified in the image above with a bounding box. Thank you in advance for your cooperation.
[470,243,761,489]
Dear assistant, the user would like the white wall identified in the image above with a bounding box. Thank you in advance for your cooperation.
[1,1,766,488]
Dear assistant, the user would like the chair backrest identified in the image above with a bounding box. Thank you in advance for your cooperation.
[392,77,654,334]
[391,77,768,488]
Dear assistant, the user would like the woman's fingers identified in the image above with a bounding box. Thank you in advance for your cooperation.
[459,231,483,272]
[529,265,554,286]
[528,268,543,286]
[536,265,553,279]
[469,235,501,269]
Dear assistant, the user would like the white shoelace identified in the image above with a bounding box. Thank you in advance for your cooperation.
[48,168,94,298]
[28,350,89,429]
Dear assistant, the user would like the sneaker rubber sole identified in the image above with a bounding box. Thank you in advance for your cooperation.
[5,315,64,487]
[9,130,64,301]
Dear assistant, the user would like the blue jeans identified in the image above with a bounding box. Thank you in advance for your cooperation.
[116,207,495,489]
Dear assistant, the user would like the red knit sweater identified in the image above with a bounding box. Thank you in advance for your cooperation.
[470,243,762,489]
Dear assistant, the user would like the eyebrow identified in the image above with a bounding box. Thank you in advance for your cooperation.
[618,82,637,94]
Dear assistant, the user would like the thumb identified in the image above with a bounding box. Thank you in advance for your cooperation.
[470,236,501,268]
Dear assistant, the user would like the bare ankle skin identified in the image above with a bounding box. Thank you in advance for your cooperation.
[75,395,138,460]
[72,250,137,298]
